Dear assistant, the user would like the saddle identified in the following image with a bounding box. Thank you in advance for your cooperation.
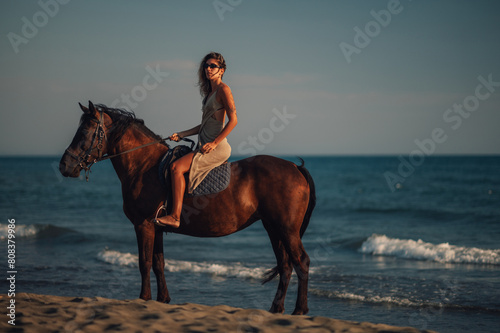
[158,139,231,212]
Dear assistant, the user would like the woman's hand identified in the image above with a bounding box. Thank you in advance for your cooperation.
[201,142,217,154]
[169,133,182,142]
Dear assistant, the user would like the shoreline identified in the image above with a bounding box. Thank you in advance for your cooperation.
[1,293,438,333]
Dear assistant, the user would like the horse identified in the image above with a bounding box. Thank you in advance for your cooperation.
[59,101,316,315]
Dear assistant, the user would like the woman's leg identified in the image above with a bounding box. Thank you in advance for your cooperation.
[155,151,195,227]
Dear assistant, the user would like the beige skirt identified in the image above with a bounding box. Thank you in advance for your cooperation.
[187,138,231,194]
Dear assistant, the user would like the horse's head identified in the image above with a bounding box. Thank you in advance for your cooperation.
[59,101,110,179]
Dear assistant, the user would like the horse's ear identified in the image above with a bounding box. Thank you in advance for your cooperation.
[79,102,89,113]
[88,101,99,118]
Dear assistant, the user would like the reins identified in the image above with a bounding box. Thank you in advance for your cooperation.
[97,137,168,162]
[79,109,195,181]
[97,137,195,162]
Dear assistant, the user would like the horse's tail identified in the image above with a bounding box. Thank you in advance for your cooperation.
[262,157,316,285]
[297,157,316,238]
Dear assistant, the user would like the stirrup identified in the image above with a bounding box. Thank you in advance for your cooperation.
[153,205,167,226]
[152,205,180,228]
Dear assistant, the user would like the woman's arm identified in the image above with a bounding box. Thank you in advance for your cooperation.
[169,125,201,141]
[178,125,201,138]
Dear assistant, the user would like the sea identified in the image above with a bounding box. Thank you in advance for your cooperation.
[1,155,499,333]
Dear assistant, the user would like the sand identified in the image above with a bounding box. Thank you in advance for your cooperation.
[1,293,438,333]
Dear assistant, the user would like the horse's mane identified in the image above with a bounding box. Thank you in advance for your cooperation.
[89,104,168,147]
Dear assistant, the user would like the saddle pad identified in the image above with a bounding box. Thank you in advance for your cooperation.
[158,149,231,197]
[189,162,231,197]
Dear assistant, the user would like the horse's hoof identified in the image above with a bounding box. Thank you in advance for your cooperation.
[292,307,309,315]
[269,305,285,314]
[157,297,171,303]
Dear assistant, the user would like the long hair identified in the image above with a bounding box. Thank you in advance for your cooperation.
[197,52,226,102]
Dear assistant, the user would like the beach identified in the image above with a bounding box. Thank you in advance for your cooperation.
[1,293,437,333]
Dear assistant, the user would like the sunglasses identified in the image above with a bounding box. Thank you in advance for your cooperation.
[203,63,221,69]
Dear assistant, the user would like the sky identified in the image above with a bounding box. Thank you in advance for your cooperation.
[1,0,499,156]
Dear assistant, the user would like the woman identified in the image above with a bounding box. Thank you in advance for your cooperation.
[154,52,238,228]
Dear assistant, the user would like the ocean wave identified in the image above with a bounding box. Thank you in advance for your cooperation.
[0,223,38,240]
[309,288,499,312]
[97,249,138,267]
[359,234,500,265]
[310,288,427,308]
[0,223,76,240]
[97,249,268,280]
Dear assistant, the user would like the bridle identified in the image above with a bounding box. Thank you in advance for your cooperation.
[64,110,195,181]
[64,110,108,181]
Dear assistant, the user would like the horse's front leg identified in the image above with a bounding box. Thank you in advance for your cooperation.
[134,222,155,301]
[152,228,170,303]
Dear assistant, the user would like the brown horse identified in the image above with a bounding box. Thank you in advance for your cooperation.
[59,101,316,315]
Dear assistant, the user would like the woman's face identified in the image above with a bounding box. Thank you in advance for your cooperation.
[205,58,224,80]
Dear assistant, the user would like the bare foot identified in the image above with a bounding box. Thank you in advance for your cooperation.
[153,215,180,228]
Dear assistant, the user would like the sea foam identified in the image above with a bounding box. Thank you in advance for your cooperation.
[309,288,427,308]
[0,223,43,240]
[97,249,267,280]
[0,223,76,240]
[359,234,500,265]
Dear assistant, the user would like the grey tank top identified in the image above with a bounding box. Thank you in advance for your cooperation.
[198,90,224,147]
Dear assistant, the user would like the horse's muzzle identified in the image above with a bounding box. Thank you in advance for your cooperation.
[59,152,82,178]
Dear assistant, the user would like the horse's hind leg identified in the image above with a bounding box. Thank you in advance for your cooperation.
[284,235,310,315]
[263,223,293,314]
